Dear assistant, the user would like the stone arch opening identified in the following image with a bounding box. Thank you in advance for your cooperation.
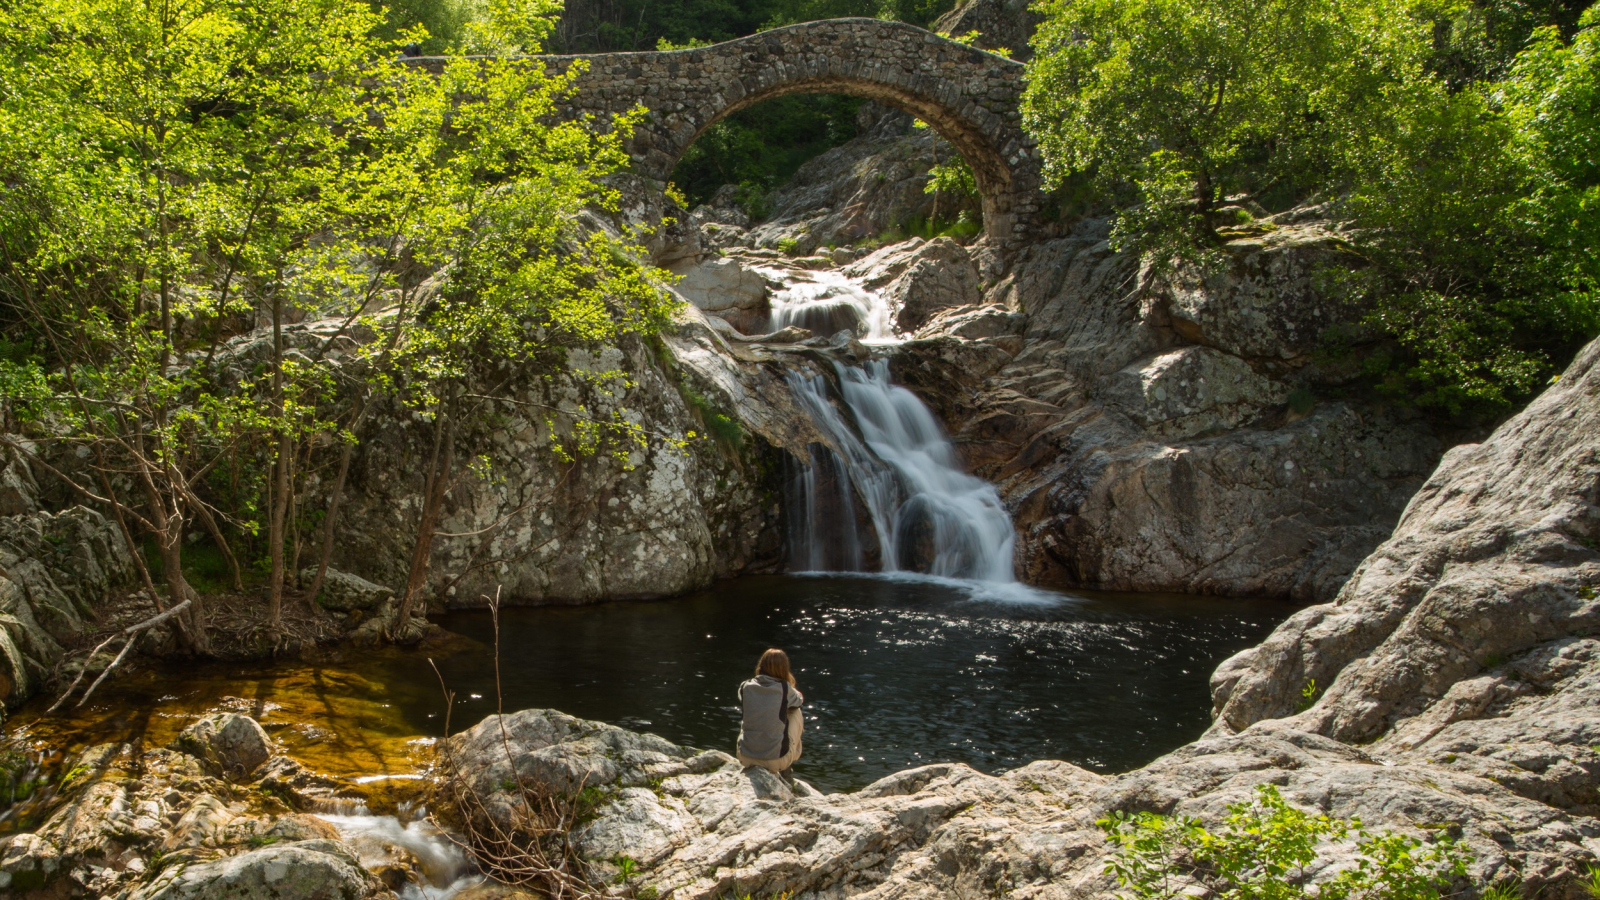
[667,82,1013,237]
[543,18,1041,248]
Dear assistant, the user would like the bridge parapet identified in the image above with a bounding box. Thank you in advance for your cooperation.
[417,19,1042,248]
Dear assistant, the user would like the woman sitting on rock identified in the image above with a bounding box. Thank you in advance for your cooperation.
[737,648,804,778]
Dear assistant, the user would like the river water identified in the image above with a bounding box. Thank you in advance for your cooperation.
[9,575,1286,796]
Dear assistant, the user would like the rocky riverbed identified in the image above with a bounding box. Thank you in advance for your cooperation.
[2,331,1593,899]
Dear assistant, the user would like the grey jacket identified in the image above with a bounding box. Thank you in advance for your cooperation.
[737,675,803,760]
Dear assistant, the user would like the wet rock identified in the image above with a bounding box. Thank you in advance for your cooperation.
[173,713,273,780]
[126,839,381,900]
[301,568,393,613]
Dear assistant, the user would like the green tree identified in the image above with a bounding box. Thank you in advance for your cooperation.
[353,28,679,635]
[1022,0,1435,263]
[0,0,678,647]
[0,0,396,648]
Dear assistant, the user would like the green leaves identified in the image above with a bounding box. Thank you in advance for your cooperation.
[1023,0,1434,258]
[1022,0,1600,420]
[1099,785,1472,900]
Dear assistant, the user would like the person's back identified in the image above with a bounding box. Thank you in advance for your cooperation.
[737,648,804,778]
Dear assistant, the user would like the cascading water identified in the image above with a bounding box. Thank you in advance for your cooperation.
[765,269,898,342]
[785,359,1018,584]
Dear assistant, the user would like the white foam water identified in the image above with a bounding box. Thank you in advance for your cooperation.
[320,806,481,900]
[765,268,899,342]
[786,359,1021,587]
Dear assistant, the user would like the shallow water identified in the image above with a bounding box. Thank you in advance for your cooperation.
[8,574,1289,797]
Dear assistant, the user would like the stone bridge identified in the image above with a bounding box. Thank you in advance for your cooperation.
[545,19,1042,246]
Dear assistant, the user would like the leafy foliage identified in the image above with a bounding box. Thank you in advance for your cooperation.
[0,0,675,642]
[1022,0,1600,419]
[1099,785,1472,900]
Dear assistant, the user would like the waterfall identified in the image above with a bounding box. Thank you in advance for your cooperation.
[766,269,898,342]
[785,359,1018,583]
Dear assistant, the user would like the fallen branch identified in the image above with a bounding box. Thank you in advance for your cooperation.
[47,600,192,714]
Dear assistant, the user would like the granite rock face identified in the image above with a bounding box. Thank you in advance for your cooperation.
[1211,334,1600,744]
[126,841,375,900]
[894,216,1443,601]
[0,482,136,707]
[319,306,793,610]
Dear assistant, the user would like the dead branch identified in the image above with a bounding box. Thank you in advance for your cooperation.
[47,599,193,714]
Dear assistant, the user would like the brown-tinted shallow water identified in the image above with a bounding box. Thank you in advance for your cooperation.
[3,573,1293,815]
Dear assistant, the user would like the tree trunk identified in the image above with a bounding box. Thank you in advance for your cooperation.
[267,291,288,632]
[267,432,291,629]
[391,408,455,638]
[304,433,357,607]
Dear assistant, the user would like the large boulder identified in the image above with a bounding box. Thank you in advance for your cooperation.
[669,256,775,334]
[1211,334,1600,741]
[126,840,380,900]
[301,567,393,613]
[172,713,272,780]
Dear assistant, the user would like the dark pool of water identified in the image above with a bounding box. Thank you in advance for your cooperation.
[10,574,1291,796]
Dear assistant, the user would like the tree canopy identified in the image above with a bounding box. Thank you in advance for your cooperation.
[0,0,674,646]
[1022,0,1599,418]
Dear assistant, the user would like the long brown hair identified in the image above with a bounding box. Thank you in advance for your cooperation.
[755,648,795,686]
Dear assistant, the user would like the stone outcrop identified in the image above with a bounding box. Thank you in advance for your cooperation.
[1209,333,1600,748]
[0,457,136,706]
[172,713,273,781]
[737,108,964,253]
[0,716,394,899]
[894,216,1444,601]
[933,0,1042,61]
[314,302,802,609]
[126,841,376,900]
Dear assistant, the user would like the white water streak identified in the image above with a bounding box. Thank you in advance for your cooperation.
[786,360,1017,583]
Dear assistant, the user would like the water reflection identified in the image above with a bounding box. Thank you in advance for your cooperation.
[7,575,1291,797]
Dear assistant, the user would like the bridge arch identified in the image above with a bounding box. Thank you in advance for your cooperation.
[541,19,1042,248]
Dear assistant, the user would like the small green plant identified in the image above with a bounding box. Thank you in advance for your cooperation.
[246,834,280,848]
[1297,678,1322,712]
[776,237,801,255]
[636,887,660,900]
[1287,388,1317,416]
[1479,883,1523,900]
[1580,864,1600,899]
[1099,784,1470,900]
[58,764,91,793]
[613,854,639,883]
[664,181,689,209]
[1579,585,1596,600]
